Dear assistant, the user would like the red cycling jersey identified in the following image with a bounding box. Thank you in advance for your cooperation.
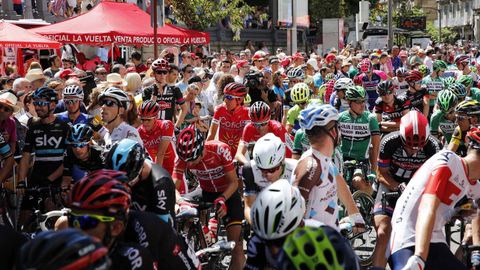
[212,104,250,155]
[240,120,294,158]
[138,119,175,175]
[173,141,235,193]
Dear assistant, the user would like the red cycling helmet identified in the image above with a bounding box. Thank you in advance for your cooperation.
[151,58,170,71]
[249,101,271,123]
[405,70,423,83]
[176,125,205,162]
[138,100,160,118]
[324,79,336,103]
[360,59,372,73]
[223,82,248,97]
[400,111,430,150]
[467,127,480,150]
[68,169,131,216]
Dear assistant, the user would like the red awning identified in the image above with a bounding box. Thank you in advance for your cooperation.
[30,1,210,46]
[0,21,61,49]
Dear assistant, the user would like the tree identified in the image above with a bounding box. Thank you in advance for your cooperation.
[426,22,459,44]
[309,0,359,25]
[369,3,425,26]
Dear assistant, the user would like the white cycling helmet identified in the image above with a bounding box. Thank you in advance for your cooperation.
[333,77,354,92]
[98,87,130,109]
[299,104,339,130]
[63,85,84,100]
[252,133,285,169]
[251,179,306,240]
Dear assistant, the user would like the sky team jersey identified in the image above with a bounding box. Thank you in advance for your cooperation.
[293,148,339,228]
[390,150,480,255]
[212,104,250,155]
[143,84,185,121]
[173,141,235,193]
[242,158,297,196]
[374,96,410,125]
[423,75,444,106]
[138,119,175,174]
[240,120,294,158]
[338,111,380,160]
[430,110,456,143]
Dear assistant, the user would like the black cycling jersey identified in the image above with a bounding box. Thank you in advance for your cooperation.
[23,116,69,185]
[63,144,105,178]
[110,241,155,270]
[123,210,199,270]
[374,96,410,128]
[378,132,440,184]
[142,84,185,122]
[244,234,278,270]
[130,162,176,223]
[0,133,12,160]
[405,87,428,113]
[0,224,29,270]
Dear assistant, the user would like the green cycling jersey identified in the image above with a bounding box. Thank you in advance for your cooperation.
[429,110,456,143]
[423,75,444,106]
[338,110,380,160]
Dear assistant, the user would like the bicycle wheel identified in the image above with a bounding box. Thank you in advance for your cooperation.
[351,190,376,268]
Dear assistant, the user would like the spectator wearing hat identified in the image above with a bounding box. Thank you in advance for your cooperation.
[269,56,280,74]
[338,59,352,79]
[106,73,128,89]
[252,51,266,70]
[399,50,408,68]
[292,52,305,67]
[25,69,46,91]
[234,60,250,84]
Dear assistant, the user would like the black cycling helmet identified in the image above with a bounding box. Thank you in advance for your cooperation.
[67,123,93,144]
[176,125,205,162]
[376,80,394,96]
[32,86,58,102]
[19,228,110,270]
[105,138,146,182]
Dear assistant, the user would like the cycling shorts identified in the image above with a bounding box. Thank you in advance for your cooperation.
[373,184,399,217]
[389,243,466,270]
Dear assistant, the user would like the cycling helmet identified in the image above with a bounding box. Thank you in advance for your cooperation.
[437,90,458,113]
[396,67,408,77]
[457,75,474,88]
[138,100,160,118]
[333,78,354,92]
[277,226,360,270]
[455,54,470,64]
[68,169,131,216]
[400,111,430,150]
[287,67,305,80]
[67,124,93,144]
[324,79,336,101]
[324,73,335,81]
[252,133,285,169]
[223,82,248,97]
[455,100,480,116]
[176,125,205,162]
[244,94,252,105]
[291,83,311,103]
[376,80,394,96]
[345,85,367,101]
[98,87,130,109]
[32,86,58,102]
[433,60,448,72]
[405,70,423,83]
[359,58,372,73]
[20,228,109,270]
[418,64,430,77]
[443,76,457,88]
[467,127,480,150]
[151,58,170,71]
[471,65,478,74]
[449,83,467,99]
[251,179,305,240]
[63,84,84,100]
[249,101,271,123]
[299,104,339,130]
[106,139,146,181]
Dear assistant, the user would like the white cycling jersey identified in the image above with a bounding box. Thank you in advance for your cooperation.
[102,122,143,150]
[390,150,480,255]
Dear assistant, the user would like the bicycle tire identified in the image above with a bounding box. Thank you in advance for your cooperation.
[351,190,376,267]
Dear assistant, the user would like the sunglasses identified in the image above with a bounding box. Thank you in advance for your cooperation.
[100,99,118,107]
[353,99,366,104]
[0,103,13,113]
[297,101,307,106]
[186,70,194,73]
[96,72,107,75]
[65,99,80,105]
[253,121,269,128]
[380,91,394,96]
[456,115,470,121]
[69,212,115,230]
[155,70,168,75]
[71,142,89,148]
[414,80,423,85]
[224,95,242,100]
[259,164,282,174]
[33,101,50,107]
[141,117,155,122]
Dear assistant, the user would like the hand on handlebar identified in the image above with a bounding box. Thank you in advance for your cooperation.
[348,213,367,234]
[214,196,227,218]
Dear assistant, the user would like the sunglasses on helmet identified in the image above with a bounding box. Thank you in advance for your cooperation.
[68,212,115,230]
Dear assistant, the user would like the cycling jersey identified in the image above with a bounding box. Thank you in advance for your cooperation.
[103,122,143,150]
[423,75,444,106]
[390,150,480,255]
[63,144,105,181]
[374,96,410,129]
[392,77,409,97]
[293,148,339,228]
[450,126,468,156]
[358,71,384,109]
[469,87,480,101]
[242,158,297,196]
[293,129,310,156]
[211,104,250,156]
[287,99,321,131]
[329,92,349,112]
[122,210,199,270]
[130,162,176,225]
[138,119,175,175]
[0,133,12,160]
[240,120,294,158]
[405,87,428,113]
[142,84,185,122]
[173,141,235,193]
[338,111,380,160]
[430,110,456,143]
[110,241,155,270]
[244,234,281,270]
[56,111,90,125]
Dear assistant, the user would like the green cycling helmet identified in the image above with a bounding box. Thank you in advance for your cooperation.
[433,60,448,72]
[345,85,367,101]
[457,75,474,88]
[291,83,311,103]
[244,94,251,105]
[442,77,456,88]
[449,83,467,99]
[418,64,430,77]
[437,90,458,113]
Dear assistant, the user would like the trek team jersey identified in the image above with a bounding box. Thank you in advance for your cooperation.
[138,119,175,175]
[142,84,185,122]
[212,104,250,156]
[240,120,294,158]
[338,111,380,160]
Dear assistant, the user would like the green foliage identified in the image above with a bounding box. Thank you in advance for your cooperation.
[369,3,425,27]
[426,21,458,44]
[309,0,359,25]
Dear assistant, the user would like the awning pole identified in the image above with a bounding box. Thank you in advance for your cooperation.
[111,42,114,66]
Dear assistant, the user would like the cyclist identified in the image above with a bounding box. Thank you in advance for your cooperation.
[442,76,457,90]
[173,126,245,270]
[449,82,468,102]
[389,128,480,270]
[242,133,297,223]
[405,70,430,117]
[372,111,440,269]
[106,139,176,224]
[282,67,305,125]
[423,60,448,114]
[142,58,188,128]
[137,100,175,175]
[457,74,480,102]
[374,80,410,134]
[236,101,293,165]
[207,82,250,157]
[330,77,354,112]
[97,87,143,149]
[356,58,385,110]
[448,100,480,156]
[56,84,89,125]
[323,79,336,104]
[293,104,365,229]
[0,132,14,184]
[338,85,380,194]
[18,228,111,270]
[429,90,458,144]
[392,67,409,97]
[286,82,314,134]
[455,54,477,81]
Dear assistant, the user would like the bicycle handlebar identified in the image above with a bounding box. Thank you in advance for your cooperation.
[195,240,235,257]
